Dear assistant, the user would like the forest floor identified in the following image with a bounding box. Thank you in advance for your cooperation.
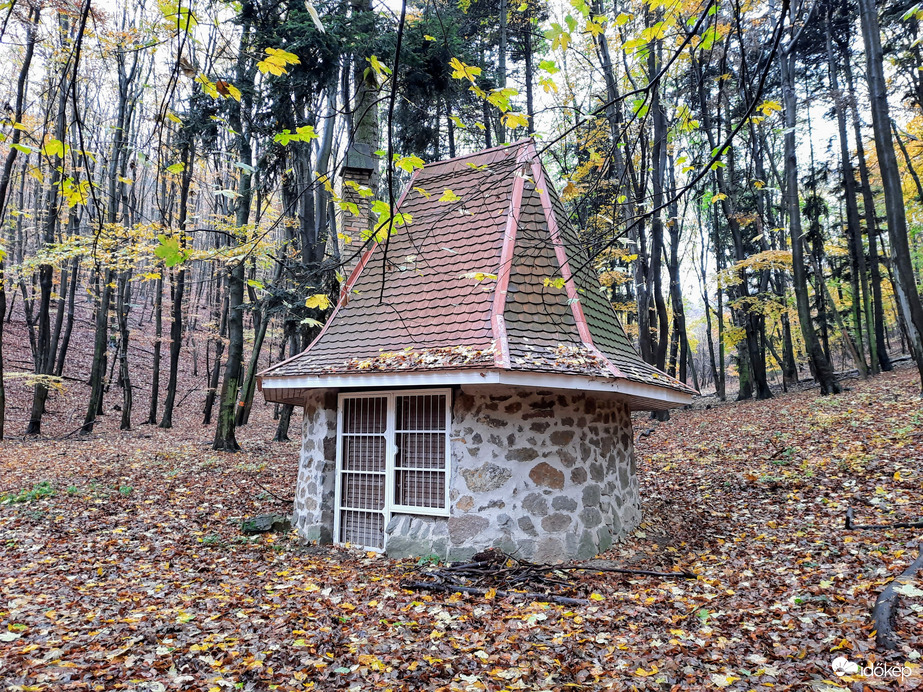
[1,348,922,689]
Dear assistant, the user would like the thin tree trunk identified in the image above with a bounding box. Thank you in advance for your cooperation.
[160,141,194,429]
[827,17,870,377]
[117,271,132,430]
[843,48,890,372]
[30,12,74,435]
[0,260,5,440]
[203,289,227,425]
[147,271,163,424]
[782,47,840,394]
[236,311,269,426]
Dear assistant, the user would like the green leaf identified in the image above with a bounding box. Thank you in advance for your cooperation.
[368,55,392,76]
[393,154,425,173]
[631,98,649,118]
[544,23,571,51]
[543,276,566,289]
[439,189,461,202]
[41,139,66,158]
[154,234,187,267]
[538,59,559,74]
[166,162,185,175]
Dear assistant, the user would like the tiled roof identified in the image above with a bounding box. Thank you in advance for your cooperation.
[260,139,695,396]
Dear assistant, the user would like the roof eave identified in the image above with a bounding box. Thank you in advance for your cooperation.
[259,368,693,411]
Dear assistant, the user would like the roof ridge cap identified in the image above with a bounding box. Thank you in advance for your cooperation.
[528,155,627,380]
[257,168,424,380]
[490,144,535,368]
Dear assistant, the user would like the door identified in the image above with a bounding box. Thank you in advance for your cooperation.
[337,395,388,550]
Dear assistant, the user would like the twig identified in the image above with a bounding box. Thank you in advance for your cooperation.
[846,507,923,530]
[401,580,589,606]
[231,471,294,504]
[556,565,696,579]
[61,420,96,439]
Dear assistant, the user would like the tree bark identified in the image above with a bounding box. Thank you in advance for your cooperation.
[826,18,870,378]
[236,310,268,426]
[843,48,891,372]
[857,0,923,389]
[159,141,194,429]
[117,271,132,430]
[781,47,839,394]
[214,8,255,451]
[147,271,163,424]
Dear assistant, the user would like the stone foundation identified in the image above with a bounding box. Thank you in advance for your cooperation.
[291,390,338,544]
[292,385,640,562]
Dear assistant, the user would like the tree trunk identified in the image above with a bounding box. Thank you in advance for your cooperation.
[117,271,132,430]
[782,48,840,394]
[203,287,227,425]
[147,272,163,424]
[857,0,923,388]
[826,18,870,378]
[695,55,771,399]
[843,48,890,372]
[649,39,670,372]
[0,260,5,440]
[214,10,255,452]
[497,0,507,145]
[160,141,194,428]
[236,311,269,426]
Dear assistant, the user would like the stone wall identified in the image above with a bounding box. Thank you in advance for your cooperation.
[443,386,639,562]
[294,385,640,563]
[292,390,338,543]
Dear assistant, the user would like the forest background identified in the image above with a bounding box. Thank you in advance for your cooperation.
[0,0,922,444]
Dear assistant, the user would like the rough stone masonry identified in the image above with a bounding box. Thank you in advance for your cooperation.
[292,386,640,562]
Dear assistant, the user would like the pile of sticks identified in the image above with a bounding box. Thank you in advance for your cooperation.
[401,548,695,606]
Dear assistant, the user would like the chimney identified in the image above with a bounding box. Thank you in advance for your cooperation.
[338,143,377,278]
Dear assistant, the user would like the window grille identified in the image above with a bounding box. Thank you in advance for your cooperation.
[335,390,450,550]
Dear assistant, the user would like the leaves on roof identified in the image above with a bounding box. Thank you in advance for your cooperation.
[512,344,611,377]
[337,345,496,372]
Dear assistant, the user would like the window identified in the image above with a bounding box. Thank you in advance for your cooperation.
[335,389,450,550]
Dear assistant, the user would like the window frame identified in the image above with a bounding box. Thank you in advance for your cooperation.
[334,388,452,551]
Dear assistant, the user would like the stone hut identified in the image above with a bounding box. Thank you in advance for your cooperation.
[258,139,694,562]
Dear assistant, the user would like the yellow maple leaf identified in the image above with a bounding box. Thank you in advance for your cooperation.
[304,294,331,310]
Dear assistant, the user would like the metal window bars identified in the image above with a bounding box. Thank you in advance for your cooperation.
[335,390,450,551]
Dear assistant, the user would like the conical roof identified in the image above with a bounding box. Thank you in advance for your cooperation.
[259,140,695,410]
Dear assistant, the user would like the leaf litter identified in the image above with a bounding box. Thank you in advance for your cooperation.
[0,366,921,690]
